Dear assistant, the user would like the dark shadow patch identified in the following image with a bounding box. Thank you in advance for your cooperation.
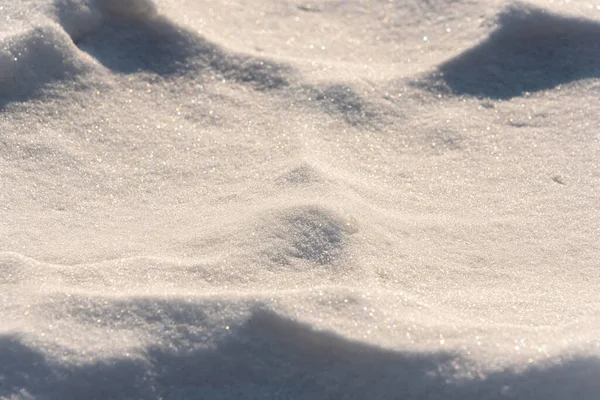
[53,0,104,44]
[285,207,346,264]
[507,119,529,128]
[276,163,325,187]
[268,205,358,266]
[427,4,600,99]
[1,306,599,399]
[75,15,290,89]
[297,3,324,13]
[429,129,462,151]
[305,84,377,126]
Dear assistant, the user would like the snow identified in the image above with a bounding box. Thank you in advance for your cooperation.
[93,0,158,21]
[0,0,599,398]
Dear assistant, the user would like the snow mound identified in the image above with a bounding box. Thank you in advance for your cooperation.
[54,0,104,43]
[0,25,87,106]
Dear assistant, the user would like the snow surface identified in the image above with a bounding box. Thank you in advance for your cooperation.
[1,0,599,399]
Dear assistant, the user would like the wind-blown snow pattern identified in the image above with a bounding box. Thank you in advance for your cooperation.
[1,0,599,399]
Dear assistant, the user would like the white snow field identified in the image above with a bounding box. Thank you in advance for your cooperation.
[1,0,599,398]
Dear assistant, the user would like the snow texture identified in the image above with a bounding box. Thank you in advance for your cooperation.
[0,0,599,399]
